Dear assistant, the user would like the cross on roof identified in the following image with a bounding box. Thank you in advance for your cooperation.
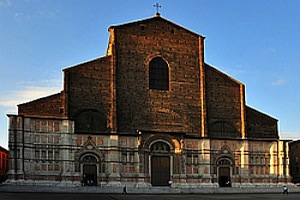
[153,3,162,15]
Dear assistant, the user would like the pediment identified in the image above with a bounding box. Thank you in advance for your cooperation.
[109,15,202,38]
[78,136,100,154]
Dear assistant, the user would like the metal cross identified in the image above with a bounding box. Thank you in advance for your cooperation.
[153,3,162,14]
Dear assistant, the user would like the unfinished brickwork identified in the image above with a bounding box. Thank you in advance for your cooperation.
[8,14,290,187]
[18,93,64,118]
[246,106,279,139]
[111,17,204,136]
[205,64,245,139]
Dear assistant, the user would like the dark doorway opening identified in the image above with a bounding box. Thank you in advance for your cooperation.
[83,165,97,186]
[151,156,170,186]
[219,167,231,187]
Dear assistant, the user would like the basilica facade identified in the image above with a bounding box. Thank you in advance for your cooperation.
[7,14,290,187]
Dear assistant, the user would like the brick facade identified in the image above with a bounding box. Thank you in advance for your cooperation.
[18,93,64,118]
[7,14,290,187]
[111,17,204,136]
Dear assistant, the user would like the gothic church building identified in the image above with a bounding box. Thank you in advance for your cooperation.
[7,14,290,187]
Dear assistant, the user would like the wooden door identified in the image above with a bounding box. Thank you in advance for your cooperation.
[83,165,97,186]
[219,167,231,187]
[151,156,170,186]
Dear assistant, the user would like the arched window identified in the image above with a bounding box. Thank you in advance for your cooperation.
[149,57,169,90]
[74,109,107,134]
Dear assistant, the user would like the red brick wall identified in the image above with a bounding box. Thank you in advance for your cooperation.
[18,92,64,118]
[16,16,278,140]
[64,56,112,124]
[205,64,243,138]
[112,17,204,136]
[246,106,278,139]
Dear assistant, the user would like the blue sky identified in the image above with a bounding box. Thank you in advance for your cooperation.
[0,0,300,149]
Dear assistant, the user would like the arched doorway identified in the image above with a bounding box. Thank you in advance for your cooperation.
[150,141,171,186]
[217,158,232,187]
[82,155,98,186]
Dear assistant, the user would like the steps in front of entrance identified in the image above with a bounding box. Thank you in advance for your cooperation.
[1,184,300,194]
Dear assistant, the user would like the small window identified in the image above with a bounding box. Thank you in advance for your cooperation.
[149,57,169,90]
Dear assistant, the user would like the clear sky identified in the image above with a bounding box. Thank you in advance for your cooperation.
[0,0,299,149]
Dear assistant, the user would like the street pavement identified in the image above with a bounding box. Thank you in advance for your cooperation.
[1,183,300,200]
[1,192,300,200]
[2,183,300,194]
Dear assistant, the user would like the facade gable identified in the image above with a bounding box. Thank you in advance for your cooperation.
[109,15,202,38]
[110,16,205,136]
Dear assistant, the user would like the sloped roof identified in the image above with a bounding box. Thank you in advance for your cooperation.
[246,105,278,121]
[63,55,111,72]
[109,15,204,38]
[17,92,62,107]
[0,145,8,153]
[204,63,244,86]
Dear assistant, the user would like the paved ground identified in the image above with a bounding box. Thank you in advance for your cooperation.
[1,184,300,194]
[0,192,300,200]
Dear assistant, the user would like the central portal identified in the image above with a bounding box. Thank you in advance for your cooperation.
[151,156,170,186]
[83,164,97,186]
[218,158,232,187]
[81,155,98,186]
[218,167,231,187]
[150,141,171,186]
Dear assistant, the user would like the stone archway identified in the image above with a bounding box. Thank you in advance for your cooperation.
[81,154,98,186]
[150,141,171,186]
[217,158,232,187]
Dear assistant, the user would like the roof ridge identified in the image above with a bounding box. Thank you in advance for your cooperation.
[109,15,203,37]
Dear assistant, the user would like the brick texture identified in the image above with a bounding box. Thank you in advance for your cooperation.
[112,17,203,136]
[17,15,278,139]
[246,106,278,139]
[18,93,64,118]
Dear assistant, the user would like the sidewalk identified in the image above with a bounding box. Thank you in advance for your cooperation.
[1,184,300,194]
